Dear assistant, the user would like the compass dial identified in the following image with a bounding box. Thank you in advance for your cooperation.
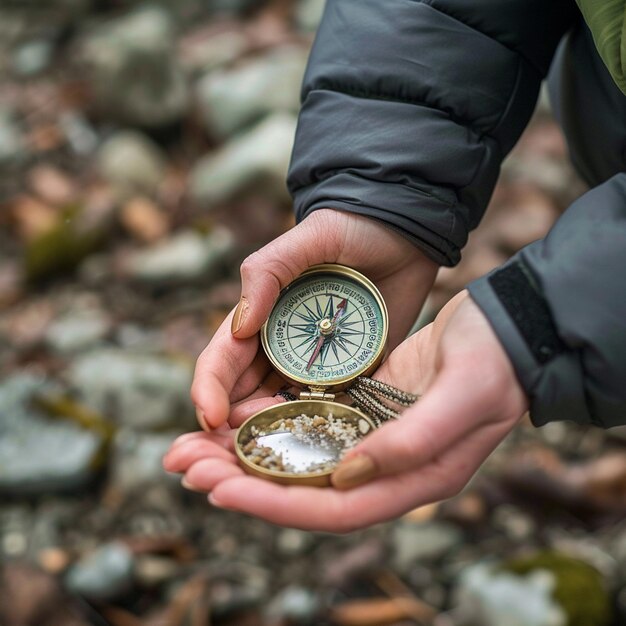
[262,266,388,388]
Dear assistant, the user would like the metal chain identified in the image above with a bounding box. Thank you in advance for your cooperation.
[346,377,419,425]
[275,377,419,427]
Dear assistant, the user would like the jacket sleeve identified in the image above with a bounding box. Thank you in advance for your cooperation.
[287,0,577,266]
[468,174,626,429]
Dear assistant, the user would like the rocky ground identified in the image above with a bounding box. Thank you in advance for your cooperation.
[0,1,625,625]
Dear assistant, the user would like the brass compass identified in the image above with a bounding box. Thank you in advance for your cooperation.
[235,264,390,486]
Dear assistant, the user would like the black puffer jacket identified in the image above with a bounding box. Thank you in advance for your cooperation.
[287,0,626,429]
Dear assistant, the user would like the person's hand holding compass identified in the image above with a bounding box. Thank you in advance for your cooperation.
[164,291,527,531]
[190,208,438,432]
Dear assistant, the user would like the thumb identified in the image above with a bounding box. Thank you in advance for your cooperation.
[231,211,341,338]
[331,362,483,489]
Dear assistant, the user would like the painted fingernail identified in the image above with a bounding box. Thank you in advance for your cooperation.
[331,455,377,490]
[196,407,210,431]
[231,297,249,335]
[209,492,224,507]
[181,477,203,493]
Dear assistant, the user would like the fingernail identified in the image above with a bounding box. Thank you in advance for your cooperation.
[231,297,249,335]
[196,407,210,431]
[331,455,377,490]
[181,477,203,493]
[209,492,224,507]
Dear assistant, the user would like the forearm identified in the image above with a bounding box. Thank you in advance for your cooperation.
[287,0,576,266]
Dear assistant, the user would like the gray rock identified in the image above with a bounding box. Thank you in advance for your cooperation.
[276,529,314,556]
[296,0,327,32]
[0,374,103,495]
[196,46,307,138]
[190,113,297,208]
[0,107,26,168]
[11,39,54,77]
[454,564,565,626]
[181,30,248,76]
[45,309,111,354]
[97,130,166,196]
[392,521,463,572]
[126,227,235,285]
[265,586,318,621]
[65,541,134,601]
[68,348,193,430]
[111,430,179,493]
[80,7,188,127]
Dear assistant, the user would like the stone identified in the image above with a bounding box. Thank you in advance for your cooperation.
[391,521,463,572]
[0,107,26,169]
[296,0,327,32]
[125,227,235,286]
[80,7,188,127]
[11,39,54,77]
[45,309,111,354]
[180,29,249,76]
[454,563,566,626]
[196,46,308,138]
[111,430,180,494]
[65,542,134,601]
[276,529,314,556]
[68,348,193,430]
[265,586,318,621]
[0,374,103,495]
[97,130,166,196]
[190,113,297,208]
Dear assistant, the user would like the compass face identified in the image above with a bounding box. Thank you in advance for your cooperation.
[263,266,387,387]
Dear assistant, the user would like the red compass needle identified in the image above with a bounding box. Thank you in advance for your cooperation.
[306,299,347,371]
[306,335,325,372]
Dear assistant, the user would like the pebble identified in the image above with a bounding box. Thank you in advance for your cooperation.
[80,7,188,127]
[196,46,307,138]
[135,555,179,587]
[45,309,111,354]
[65,541,135,601]
[391,521,463,572]
[276,529,314,556]
[68,348,193,430]
[190,113,297,208]
[97,130,167,196]
[111,430,180,494]
[265,586,319,621]
[296,0,327,32]
[0,107,26,168]
[0,374,103,495]
[11,39,54,76]
[455,564,566,626]
[125,227,235,286]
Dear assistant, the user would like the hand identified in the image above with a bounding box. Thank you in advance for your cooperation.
[192,208,438,431]
[164,291,528,531]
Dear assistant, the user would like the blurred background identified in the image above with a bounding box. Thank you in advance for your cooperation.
[0,1,625,625]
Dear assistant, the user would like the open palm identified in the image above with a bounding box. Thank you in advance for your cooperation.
[164,291,528,532]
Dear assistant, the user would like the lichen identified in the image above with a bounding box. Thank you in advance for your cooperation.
[502,551,611,626]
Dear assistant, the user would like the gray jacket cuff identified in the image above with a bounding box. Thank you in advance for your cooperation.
[468,266,592,428]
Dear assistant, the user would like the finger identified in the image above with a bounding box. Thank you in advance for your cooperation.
[229,396,284,427]
[191,308,260,429]
[332,361,488,489]
[183,458,244,492]
[170,429,233,450]
[230,349,272,404]
[163,438,236,473]
[232,212,341,338]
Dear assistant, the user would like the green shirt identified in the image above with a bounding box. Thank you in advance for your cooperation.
[577,0,626,94]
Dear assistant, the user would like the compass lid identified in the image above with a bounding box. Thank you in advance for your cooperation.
[260,264,389,394]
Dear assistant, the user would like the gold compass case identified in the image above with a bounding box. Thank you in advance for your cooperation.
[235,264,389,486]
